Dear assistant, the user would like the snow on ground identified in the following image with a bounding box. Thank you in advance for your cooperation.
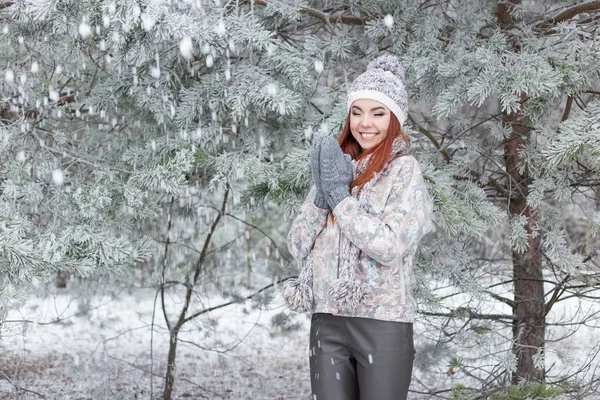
[1,285,599,399]
[1,288,312,399]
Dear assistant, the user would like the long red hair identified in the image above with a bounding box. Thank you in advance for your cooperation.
[327,112,409,224]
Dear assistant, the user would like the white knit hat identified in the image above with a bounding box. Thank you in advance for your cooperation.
[347,54,408,127]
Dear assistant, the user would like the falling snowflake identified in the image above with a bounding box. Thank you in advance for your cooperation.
[206,55,214,68]
[52,169,64,185]
[384,14,394,28]
[214,19,226,36]
[179,37,193,59]
[5,69,14,82]
[79,22,92,38]
[314,60,324,74]
[49,88,60,102]
[266,83,277,96]
[150,66,161,78]
[141,13,156,31]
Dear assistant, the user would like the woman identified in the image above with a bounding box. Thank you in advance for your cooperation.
[283,54,434,400]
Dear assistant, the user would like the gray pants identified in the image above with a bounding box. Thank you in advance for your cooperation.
[309,313,415,400]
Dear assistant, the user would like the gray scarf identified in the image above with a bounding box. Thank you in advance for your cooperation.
[283,136,409,313]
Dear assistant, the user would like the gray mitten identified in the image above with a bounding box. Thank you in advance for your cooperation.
[309,137,329,209]
[319,137,354,210]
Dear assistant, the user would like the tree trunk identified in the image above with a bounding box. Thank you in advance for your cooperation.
[504,119,545,383]
[163,329,180,400]
[497,0,545,383]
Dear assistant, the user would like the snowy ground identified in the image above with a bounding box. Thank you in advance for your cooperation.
[1,288,312,399]
[1,286,599,399]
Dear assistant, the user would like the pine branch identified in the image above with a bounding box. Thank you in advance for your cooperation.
[160,196,176,332]
[224,212,291,264]
[420,310,516,321]
[407,114,452,163]
[0,1,12,12]
[543,274,571,317]
[562,96,574,122]
[183,276,290,324]
[246,0,370,25]
[537,0,600,29]
[484,290,515,308]
[0,370,47,399]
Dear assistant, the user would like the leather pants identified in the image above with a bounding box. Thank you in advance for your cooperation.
[309,313,415,400]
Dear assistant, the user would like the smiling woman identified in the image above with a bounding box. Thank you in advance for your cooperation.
[283,54,434,400]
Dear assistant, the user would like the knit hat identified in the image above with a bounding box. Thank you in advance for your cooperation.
[347,54,408,127]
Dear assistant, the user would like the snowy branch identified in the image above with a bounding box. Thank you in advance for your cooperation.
[420,310,516,321]
[248,0,370,25]
[538,0,600,28]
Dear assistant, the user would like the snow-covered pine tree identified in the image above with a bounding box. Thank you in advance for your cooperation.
[1,0,321,397]
[2,0,599,397]
[240,0,600,395]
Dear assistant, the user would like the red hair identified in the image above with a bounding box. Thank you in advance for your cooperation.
[327,112,409,224]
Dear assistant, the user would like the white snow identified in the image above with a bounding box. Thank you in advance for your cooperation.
[150,66,161,78]
[314,60,324,74]
[1,290,311,399]
[384,14,394,28]
[266,83,277,96]
[214,19,226,36]
[51,169,64,185]
[179,37,193,59]
[79,22,92,39]
[141,13,156,31]
[48,88,60,102]
[31,61,39,73]
[1,284,598,398]
[4,69,14,82]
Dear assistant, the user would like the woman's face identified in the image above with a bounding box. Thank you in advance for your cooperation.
[349,99,390,150]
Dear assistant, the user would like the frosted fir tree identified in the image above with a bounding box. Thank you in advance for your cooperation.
[1,0,321,398]
[1,0,599,398]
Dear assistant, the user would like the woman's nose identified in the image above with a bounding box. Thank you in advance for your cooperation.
[360,115,373,127]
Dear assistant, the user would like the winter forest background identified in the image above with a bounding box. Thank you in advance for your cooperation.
[1,0,599,399]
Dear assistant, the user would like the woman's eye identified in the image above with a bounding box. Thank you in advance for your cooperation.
[374,114,384,117]
[352,113,361,116]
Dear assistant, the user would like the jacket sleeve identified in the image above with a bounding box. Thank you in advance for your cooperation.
[287,185,330,261]
[332,156,434,267]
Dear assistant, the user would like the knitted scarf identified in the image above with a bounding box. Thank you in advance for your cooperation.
[283,136,409,313]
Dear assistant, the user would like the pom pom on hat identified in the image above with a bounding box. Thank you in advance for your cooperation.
[367,53,405,81]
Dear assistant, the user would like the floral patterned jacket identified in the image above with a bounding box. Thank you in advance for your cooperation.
[286,155,434,323]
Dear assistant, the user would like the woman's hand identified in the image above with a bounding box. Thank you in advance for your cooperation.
[310,137,329,209]
[319,136,354,210]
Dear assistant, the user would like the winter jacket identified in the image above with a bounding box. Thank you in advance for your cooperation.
[286,155,434,323]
